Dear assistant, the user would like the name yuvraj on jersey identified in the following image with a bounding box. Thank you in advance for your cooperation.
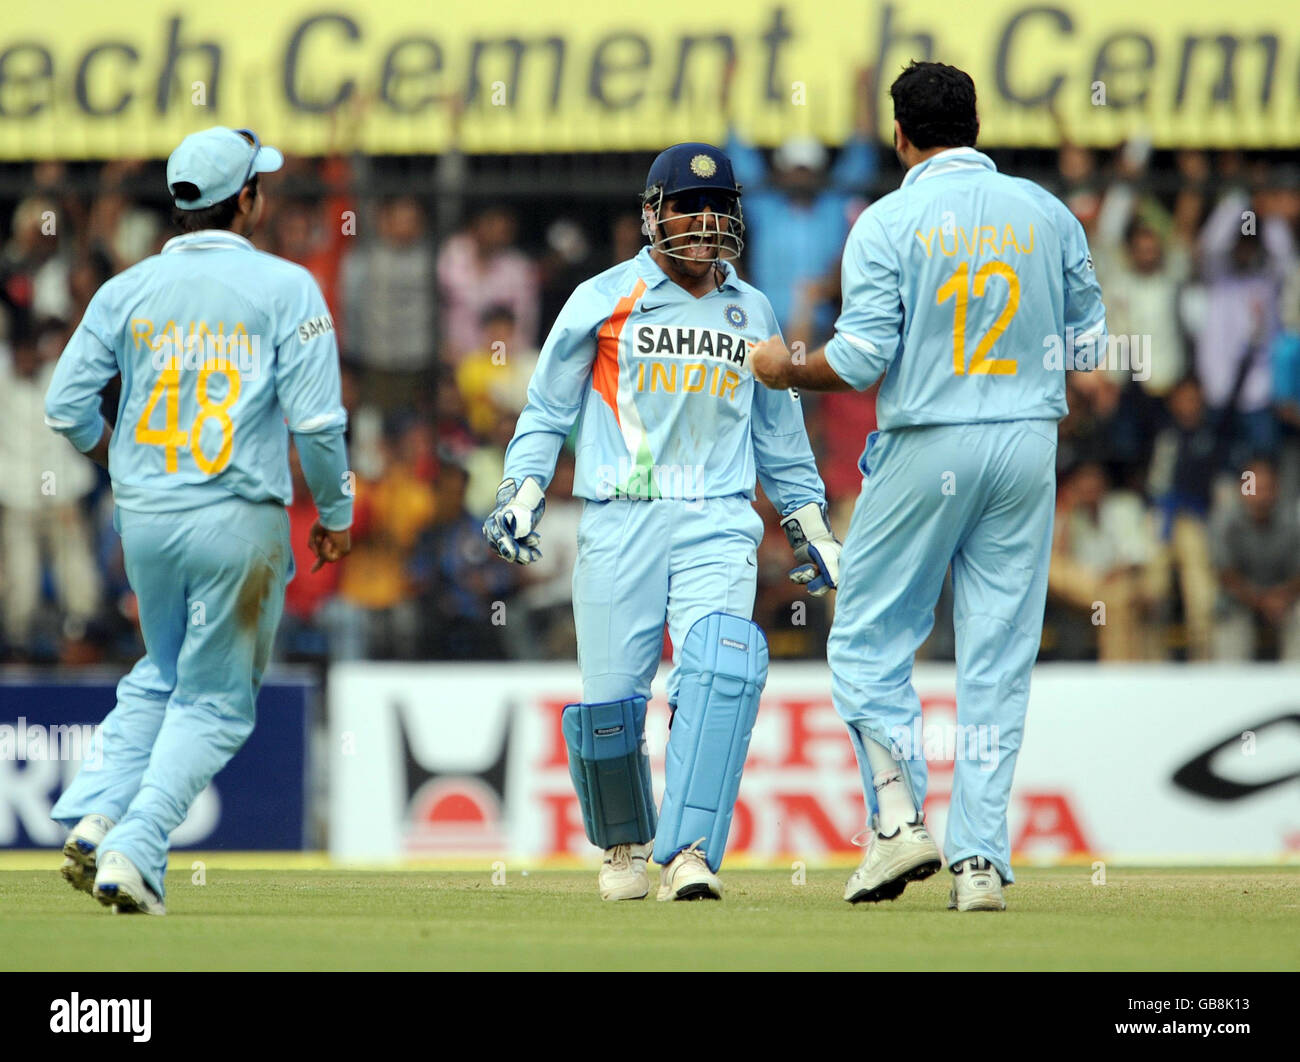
[632,324,747,400]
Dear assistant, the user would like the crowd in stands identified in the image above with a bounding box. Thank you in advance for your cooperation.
[2,110,1299,667]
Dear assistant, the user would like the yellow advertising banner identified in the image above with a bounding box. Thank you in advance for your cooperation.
[1,0,1297,159]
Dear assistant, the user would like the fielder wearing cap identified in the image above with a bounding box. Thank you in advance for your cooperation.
[484,142,842,904]
[167,126,284,211]
[44,126,353,915]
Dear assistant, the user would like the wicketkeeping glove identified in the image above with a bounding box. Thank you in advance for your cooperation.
[483,476,546,564]
[780,501,842,596]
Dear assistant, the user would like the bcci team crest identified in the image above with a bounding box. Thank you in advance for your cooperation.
[689,153,718,178]
[724,304,748,329]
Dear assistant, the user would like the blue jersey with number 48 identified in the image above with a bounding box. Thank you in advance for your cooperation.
[824,147,1106,428]
[44,230,351,526]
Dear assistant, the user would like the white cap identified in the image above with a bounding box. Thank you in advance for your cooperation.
[773,135,828,173]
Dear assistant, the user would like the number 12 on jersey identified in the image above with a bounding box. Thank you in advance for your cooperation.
[936,261,1020,376]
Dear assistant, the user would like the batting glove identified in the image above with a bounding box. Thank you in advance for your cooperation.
[483,476,546,564]
[781,501,842,596]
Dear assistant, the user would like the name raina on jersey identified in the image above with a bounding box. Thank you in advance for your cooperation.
[129,315,334,374]
[632,324,747,399]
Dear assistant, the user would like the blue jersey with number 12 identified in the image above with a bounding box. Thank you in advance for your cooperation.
[824,147,1107,429]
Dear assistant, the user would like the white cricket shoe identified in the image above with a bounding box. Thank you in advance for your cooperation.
[60,813,115,894]
[599,843,651,901]
[656,839,722,901]
[843,814,942,904]
[948,856,1007,911]
[92,851,166,916]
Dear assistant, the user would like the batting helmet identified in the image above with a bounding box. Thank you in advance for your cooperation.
[640,142,744,263]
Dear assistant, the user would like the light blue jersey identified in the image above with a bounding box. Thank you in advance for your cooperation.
[821,147,1108,886]
[45,229,351,529]
[825,148,1106,431]
[46,226,351,902]
[505,247,824,516]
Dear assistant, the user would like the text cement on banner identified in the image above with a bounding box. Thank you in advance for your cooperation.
[1,0,1297,159]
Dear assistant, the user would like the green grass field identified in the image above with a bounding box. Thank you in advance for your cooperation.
[2,864,1296,971]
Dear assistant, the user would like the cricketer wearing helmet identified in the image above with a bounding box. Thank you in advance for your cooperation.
[44,127,353,914]
[752,62,1107,911]
[485,143,840,901]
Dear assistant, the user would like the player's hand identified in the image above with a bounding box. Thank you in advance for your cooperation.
[308,520,352,573]
[483,476,546,564]
[750,335,793,389]
[780,501,842,596]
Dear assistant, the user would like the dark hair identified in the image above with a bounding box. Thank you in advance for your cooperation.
[890,61,979,150]
[171,174,259,232]
[1123,215,1160,247]
[480,303,516,327]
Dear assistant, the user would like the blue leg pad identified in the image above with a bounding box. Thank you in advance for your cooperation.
[654,612,768,872]
[562,697,657,849]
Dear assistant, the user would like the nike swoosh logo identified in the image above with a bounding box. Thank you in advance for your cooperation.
[1171,712,1300,799]
[639,303,666,312]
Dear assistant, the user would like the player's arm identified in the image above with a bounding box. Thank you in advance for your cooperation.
[44,289,120,466]
[752,210,900,392]
[1059,200,1108,373]
[486,291,597,564]
[503,290,598,488]
[750,340,842,596]
[275,278,353,569]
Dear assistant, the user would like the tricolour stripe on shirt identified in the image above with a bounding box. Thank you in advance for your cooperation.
[593,278,646,426]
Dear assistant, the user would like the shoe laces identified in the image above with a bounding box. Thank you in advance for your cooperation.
[606,844,632,871]
[680,839,708,866]
[849,813,878,848]
[956,856,999,882]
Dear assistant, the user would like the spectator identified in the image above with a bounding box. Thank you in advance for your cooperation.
[1271,266,1300,502]
[83,161,163,272]
[341,196,437,412]
[1210,458,1300,660]
[724,65,877,342]
[333,422,438,659]
[7,144,1299,669]
[437,205,539,364]
[538,218,597,335]
[455,305,539,440]
[1047,462,1153,661]
[0,325,102,659]
[607,213,644,271]
[411,449,517,659]
[1144,376,1218,659]
[816,385,877,538]
[269,192,350,331]
[1,196,71,332]
[1194,179,1295,468]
